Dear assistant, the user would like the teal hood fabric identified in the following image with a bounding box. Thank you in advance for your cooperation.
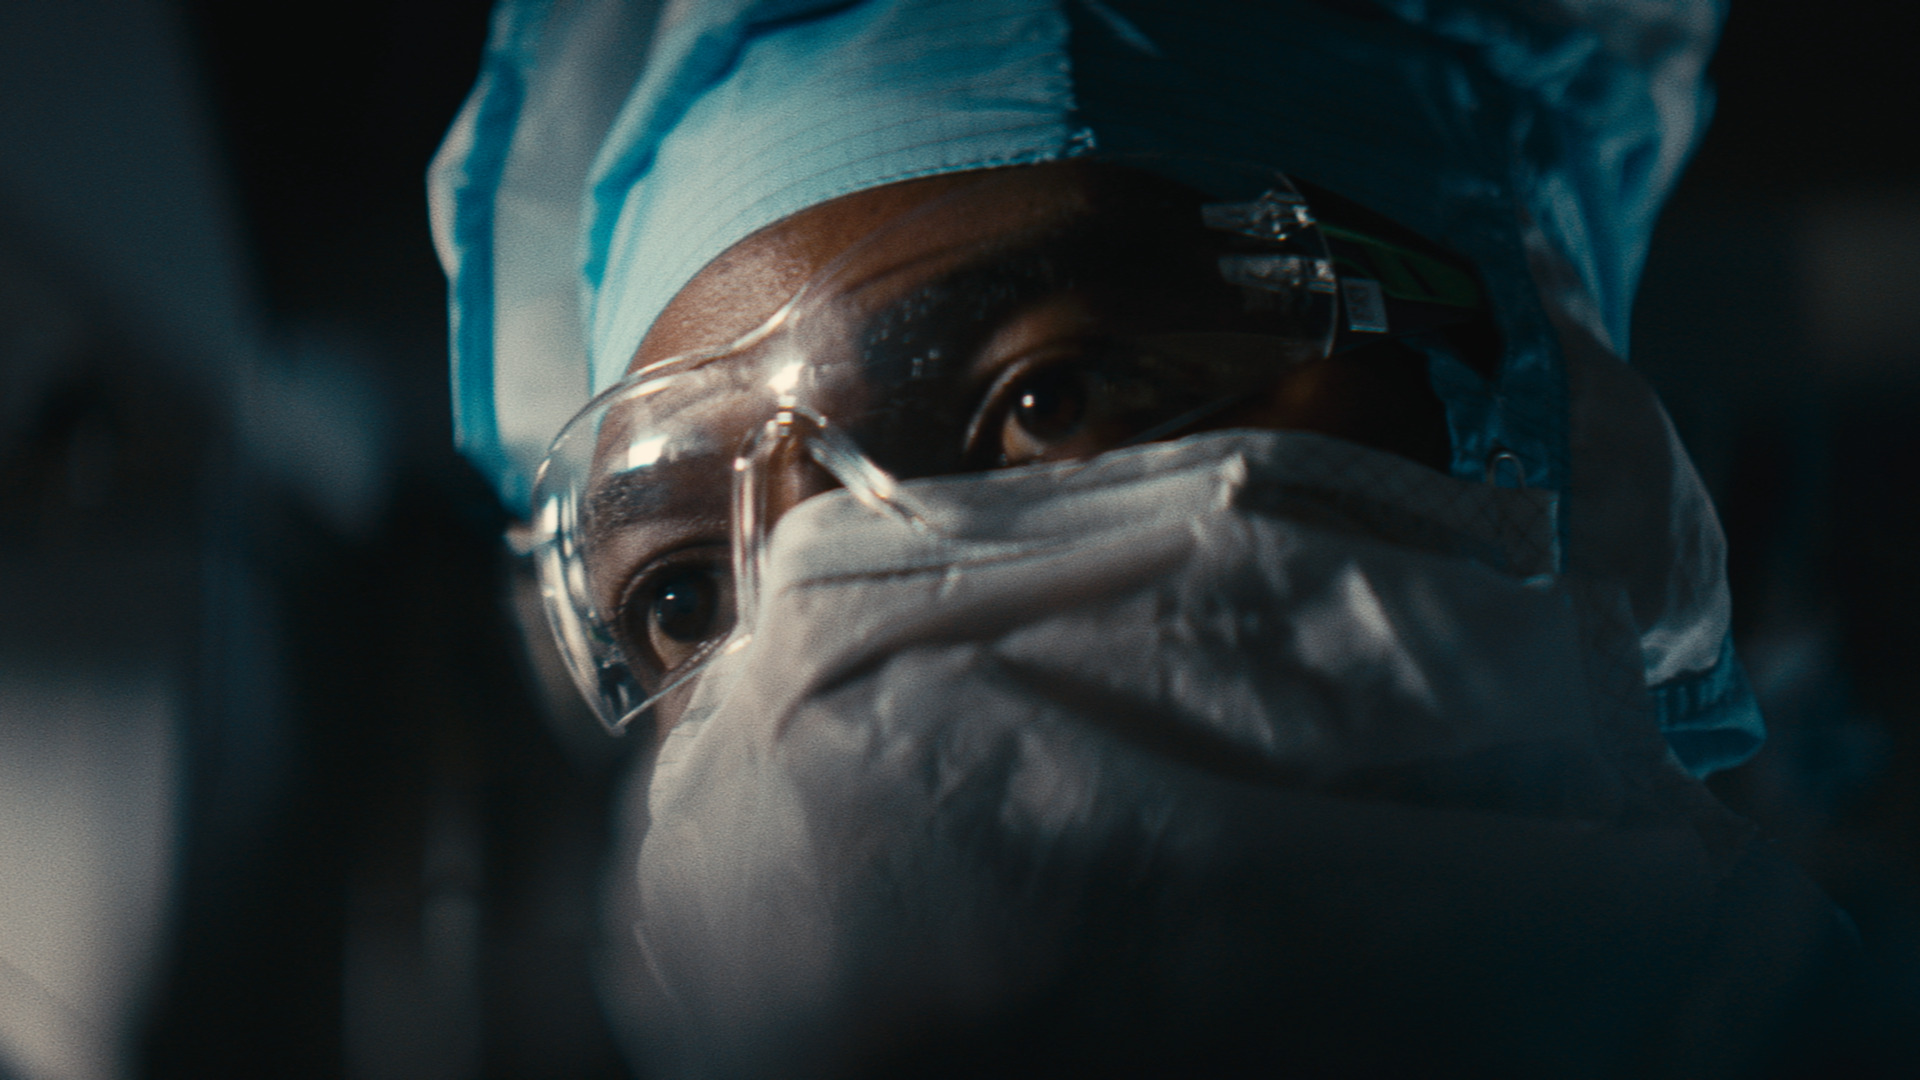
[429,0,1761,773]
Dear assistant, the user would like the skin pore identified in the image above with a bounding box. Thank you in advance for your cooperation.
[605,162,1457,734]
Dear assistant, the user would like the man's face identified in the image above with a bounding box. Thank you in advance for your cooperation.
[586,162,1452,736]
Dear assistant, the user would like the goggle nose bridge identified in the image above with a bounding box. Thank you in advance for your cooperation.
[731,405,935,631]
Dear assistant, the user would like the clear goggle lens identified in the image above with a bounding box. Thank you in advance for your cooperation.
[533,161,1351,734]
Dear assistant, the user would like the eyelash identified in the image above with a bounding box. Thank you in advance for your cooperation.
[962,340,1109,458]
[613,544,732,677]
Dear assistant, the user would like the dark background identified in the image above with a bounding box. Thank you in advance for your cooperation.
[0,1,1916,1076]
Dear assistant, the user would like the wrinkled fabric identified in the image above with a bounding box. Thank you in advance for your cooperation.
[606,429,1833,1078]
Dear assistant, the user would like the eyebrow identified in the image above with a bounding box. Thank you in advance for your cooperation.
[854,234,1087,391]
[853,211,1233,390]
[585,455,730,543]
[586,469,671,536]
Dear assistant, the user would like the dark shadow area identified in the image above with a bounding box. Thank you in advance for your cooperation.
[1633,3,1920,1071]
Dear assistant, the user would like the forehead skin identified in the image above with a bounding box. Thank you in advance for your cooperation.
[628,166,1099,374]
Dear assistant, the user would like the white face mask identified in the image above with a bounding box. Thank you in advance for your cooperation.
[599,429,1822,1078]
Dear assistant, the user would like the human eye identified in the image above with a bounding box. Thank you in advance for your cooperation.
[969,336,1198,468]
[979,356,1104,466]
[613,545,737,687]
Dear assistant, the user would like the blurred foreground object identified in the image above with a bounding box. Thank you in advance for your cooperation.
[0,0,249,1074]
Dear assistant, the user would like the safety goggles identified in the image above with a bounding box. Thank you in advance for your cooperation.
[530,160,1485,734]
